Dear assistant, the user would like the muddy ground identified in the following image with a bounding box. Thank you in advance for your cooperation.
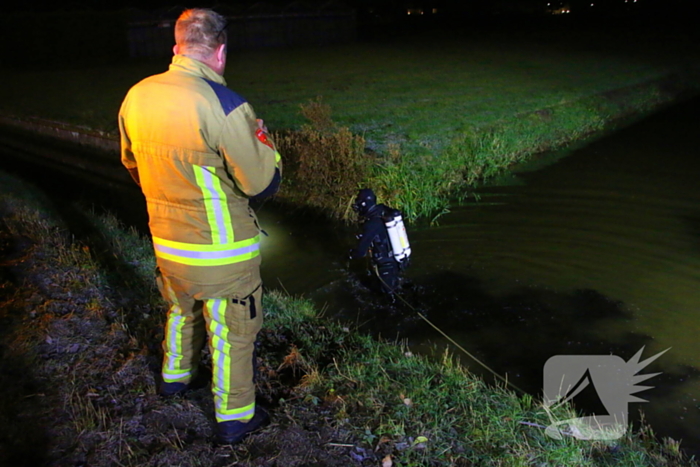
[0,212,385,467]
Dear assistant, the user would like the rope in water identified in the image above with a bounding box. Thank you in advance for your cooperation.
[373,265,527,395]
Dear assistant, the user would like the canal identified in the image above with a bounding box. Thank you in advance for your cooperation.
[1,94,698,454]
[260,96,700,454]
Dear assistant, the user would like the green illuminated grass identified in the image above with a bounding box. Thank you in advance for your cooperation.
[1,23,698,221]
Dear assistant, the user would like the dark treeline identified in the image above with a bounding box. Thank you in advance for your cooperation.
[7,0,700,14]
[1,0,697,70]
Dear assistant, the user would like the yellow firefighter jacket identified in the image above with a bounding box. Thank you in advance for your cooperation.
[119,54,280,297]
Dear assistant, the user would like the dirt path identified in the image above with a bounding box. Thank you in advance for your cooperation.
[0,228,53,465]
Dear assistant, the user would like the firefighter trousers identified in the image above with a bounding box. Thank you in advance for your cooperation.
[156,270,263,423]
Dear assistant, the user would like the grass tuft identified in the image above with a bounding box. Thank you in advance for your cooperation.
[276,97,372,221]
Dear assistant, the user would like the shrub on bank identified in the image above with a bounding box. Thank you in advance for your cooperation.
[275,98,371,220]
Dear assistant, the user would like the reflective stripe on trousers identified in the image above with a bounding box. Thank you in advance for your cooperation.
[161,275,206,384]
[204,290,262,422]
[159,273,263,423]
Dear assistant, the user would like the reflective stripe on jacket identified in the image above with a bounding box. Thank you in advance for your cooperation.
[118,55,280,290]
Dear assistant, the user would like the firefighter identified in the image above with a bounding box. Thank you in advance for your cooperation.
[118,8,281,445]
[349,189,411,295]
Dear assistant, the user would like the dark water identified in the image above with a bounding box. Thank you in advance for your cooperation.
[1,96,699,454]
[258,97,700,454]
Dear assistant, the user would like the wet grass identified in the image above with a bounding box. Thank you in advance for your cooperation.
[1,170,698,465]
[263,290,696,466]
[2,21,699,221]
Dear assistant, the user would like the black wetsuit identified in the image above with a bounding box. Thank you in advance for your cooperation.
[351,204,401,294]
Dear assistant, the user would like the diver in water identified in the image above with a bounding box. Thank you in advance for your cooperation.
[349,189,411,295]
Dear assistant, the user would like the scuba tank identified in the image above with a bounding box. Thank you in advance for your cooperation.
[384,209,411,263]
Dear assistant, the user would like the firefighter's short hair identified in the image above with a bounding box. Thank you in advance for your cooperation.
[175,8,227,58]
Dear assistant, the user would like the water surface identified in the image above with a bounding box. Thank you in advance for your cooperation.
[260,96,700,452]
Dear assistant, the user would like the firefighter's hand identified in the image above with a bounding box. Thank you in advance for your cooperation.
[256,118,268,133]
[355,233,363,240]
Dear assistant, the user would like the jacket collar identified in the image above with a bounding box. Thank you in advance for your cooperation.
[170,54,227,86]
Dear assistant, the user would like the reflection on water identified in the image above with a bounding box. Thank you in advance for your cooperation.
[260,96,700,453]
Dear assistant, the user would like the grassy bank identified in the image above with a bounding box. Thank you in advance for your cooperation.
[1,21,699,221]
[1,172,697,466]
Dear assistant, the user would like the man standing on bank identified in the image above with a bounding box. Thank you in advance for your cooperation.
[118,8,281,445]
